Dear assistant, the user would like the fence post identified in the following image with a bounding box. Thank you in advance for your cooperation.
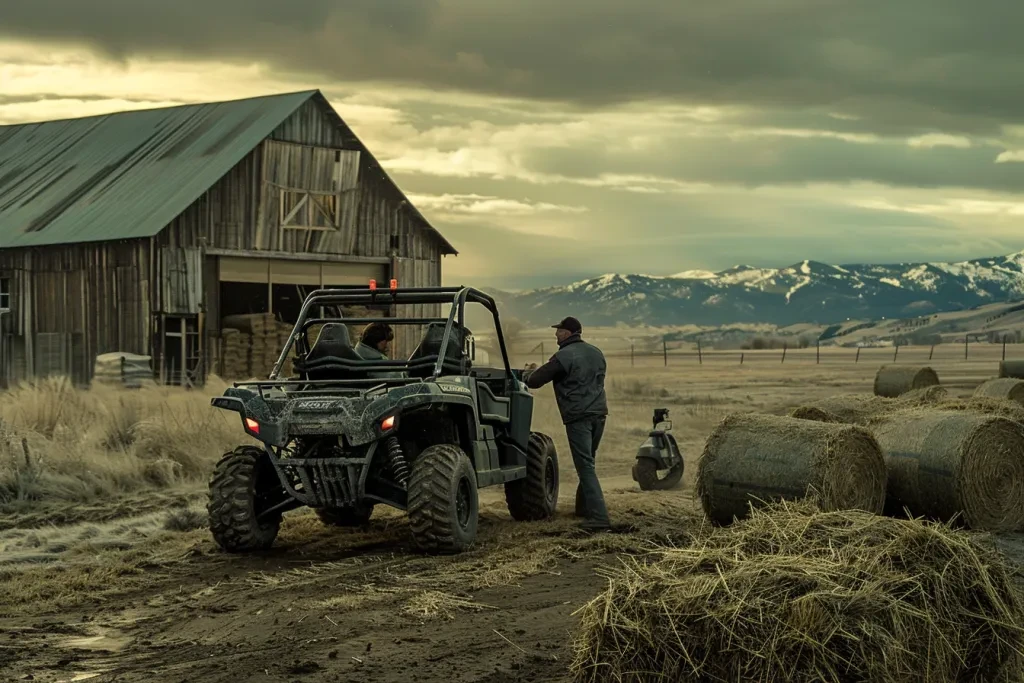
[855,347,860,363]
[697,340,703,365]
[816,340,820,364]
[929,345,934,360]
[781,343,787,363]
[630,343,634,367]
[663,338,667,366]
[964,336,968,360]
[1004,339,1007,361]
[893,344,899,361]
[740,352,744,365]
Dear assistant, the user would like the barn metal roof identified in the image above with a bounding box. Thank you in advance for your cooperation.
[0,90,456,254]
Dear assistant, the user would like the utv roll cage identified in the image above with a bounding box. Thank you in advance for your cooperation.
[233,284,515,393]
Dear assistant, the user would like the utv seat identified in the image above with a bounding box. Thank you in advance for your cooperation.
[407,322,472,378]
[298,323,367,381]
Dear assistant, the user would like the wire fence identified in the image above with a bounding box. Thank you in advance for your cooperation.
[502,337,1023,367]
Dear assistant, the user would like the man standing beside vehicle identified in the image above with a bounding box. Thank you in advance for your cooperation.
[356,322,404,379]
[522,316,611,531]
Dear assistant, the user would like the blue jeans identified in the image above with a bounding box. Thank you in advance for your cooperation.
[565,416,610,526]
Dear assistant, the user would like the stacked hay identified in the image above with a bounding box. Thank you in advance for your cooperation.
[92,352,154,388]
[873,364,940,397]
[871,409,1024,530]
[975,378,1024,405]
[571,502,1024,683]
[695,414,887,525]
[222,314,278,378]
[219,329,251,380]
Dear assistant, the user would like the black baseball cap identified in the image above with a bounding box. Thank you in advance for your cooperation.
[551,316,582,334]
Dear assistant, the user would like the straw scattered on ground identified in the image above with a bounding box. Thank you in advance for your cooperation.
[571,501,1024,683]
[696,413,886,525]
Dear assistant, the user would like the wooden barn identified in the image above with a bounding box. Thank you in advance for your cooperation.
[0,90,457,386]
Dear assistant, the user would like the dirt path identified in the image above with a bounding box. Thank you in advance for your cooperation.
[1,486,703,683]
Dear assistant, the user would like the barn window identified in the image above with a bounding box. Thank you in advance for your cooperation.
[280,190,339,230]
[0,278,10,311]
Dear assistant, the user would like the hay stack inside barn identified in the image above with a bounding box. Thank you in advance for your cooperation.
[975,378,1024,405]
[571,502,1024,683]
[696,413,886,525]
[873,364,940,397]
[871,409,1024,531]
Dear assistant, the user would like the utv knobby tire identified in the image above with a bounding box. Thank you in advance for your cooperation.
[207,446,283,553]
[505,432,560,522]
[407,443,478,554]
[316,504,374,528]
[633,457,684,491]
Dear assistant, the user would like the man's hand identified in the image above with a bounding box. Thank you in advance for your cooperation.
[525,363,538,371]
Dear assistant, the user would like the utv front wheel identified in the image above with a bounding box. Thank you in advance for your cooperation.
[407,443,478,554]
[505,432,560,521]
[207,446,284,553]
[316,504,374,527]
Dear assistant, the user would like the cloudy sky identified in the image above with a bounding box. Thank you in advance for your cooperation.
[3,1,1024,290]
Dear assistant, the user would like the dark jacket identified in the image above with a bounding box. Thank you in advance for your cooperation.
[523,333,607,425]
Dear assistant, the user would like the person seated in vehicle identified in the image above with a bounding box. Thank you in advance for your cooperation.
[356,322,405,379]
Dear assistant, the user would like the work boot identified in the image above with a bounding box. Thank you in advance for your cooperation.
[579,518,612,533]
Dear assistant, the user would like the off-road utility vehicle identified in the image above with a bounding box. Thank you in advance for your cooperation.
[207,283,560,554]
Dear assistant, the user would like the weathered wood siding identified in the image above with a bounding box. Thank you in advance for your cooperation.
[0,240,152,386]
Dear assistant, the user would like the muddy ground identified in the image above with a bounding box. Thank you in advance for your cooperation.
[0,480,707,683]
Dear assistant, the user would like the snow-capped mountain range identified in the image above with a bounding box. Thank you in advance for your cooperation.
[495,251,1024,327]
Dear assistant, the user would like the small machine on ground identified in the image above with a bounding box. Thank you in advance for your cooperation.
[631,407,685,490]
[206,282,560,555]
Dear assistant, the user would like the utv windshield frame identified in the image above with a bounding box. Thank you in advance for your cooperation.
[233,285,514,390]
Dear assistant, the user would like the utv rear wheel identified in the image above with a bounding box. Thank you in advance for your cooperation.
[505,432,560,521]
[633,458,684,491]
[407,443,478,554]
[207,446,284,553]
[316,504,374,527]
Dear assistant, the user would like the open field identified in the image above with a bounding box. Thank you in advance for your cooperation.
[3,344,1024,681]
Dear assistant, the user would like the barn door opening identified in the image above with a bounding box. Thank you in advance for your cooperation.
[159,315,202,386]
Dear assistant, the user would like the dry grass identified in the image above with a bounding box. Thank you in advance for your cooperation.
[0,375,246,505]
[571,500,1024,683]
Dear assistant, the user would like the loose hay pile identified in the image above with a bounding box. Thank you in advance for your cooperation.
[873,364,940,397]
[571,502,1024,683]
[696,414,886,525]
[871,409,1024,531]
[975,378,1024,405]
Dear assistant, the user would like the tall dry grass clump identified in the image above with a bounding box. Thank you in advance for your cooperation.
[0,376,245,504]
[571,501,1024,683]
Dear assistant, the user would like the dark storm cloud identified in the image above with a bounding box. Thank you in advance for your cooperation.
[524,136,1024,191]
[3,0,1024,134]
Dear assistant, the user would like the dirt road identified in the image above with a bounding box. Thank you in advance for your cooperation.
[1,482,702,683]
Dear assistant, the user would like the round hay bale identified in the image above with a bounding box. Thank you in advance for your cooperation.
[872,409,1024,531]
[974,378,1024,405]
[696,413,886,525]
[999,360,1024,379]
[873,364,940,397]
[570,503,1024,683]
[933,396,1024,423]
[788,405,840,422]
[792,387,949,426]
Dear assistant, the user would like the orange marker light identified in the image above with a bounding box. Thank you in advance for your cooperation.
[244,418,260,434]
[381,415,395,430]
[369,279,377,290]
[390,279,398,290]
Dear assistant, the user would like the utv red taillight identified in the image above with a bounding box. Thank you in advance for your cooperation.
[244,418,260,434]
[381,415,395,431]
